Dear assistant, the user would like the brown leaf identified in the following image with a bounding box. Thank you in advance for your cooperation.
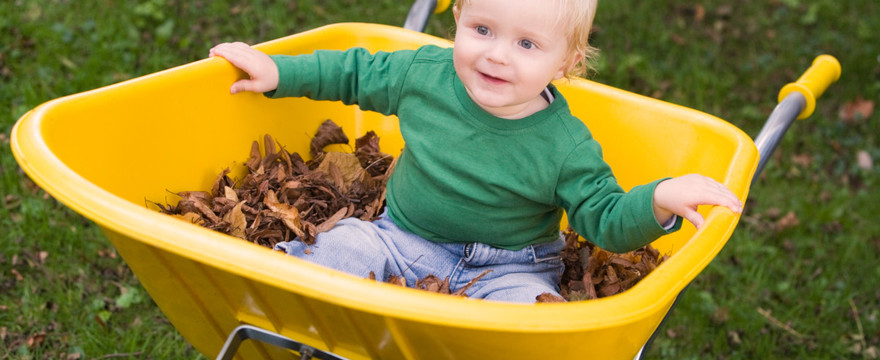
[775,211,800,232]
[791,153,812,167]
[211,168,232,197]
[536,292,566,303]
[224,186,239,202]
[694,4,706,22]
[387,274,407,287]
[416,274,446,293]
[263,190,304,237]
[26,332,46,348]
[439,277,451,294]
[310,119,349,158]
[355,131,393,176]
[315,207,348,234]
[857,150,873,171]
[176,191,220,223]
[839,97,874,123]
[223,201,247,239]
[598,283,621,297]
[261,134,278,170]
[317,152,365,192]
[173,212,204,225]
[582,271,597,299]
[246,140,262,171]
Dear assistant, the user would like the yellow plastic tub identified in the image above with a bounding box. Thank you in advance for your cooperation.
[12,23,758,359]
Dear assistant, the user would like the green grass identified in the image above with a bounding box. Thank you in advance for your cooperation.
[2,0,878,359]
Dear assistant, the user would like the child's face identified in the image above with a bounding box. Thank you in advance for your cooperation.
[453,0,581,119]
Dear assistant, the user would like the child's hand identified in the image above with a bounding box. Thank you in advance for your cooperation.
[652,174,743,229]
[209,42,279,94]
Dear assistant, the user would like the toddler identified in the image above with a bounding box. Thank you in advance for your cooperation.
[209,0,743,303]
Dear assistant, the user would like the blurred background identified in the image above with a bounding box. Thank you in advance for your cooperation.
[1,0,878,358]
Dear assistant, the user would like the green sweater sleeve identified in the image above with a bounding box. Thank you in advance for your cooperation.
[556,140,682,253]
[265,47,417,116]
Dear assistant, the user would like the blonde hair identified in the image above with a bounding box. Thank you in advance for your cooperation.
[452,0,599,78]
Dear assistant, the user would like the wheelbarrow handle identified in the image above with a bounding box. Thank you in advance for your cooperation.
[752,54,841,186]
[404,0,452,32]
[778,55,842,120]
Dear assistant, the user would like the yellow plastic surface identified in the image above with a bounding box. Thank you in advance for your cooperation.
[11,23,757,359]
[778,55,842,120]
[435,0,451,13]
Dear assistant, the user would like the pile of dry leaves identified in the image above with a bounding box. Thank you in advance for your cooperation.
[156,120,394,247]
[157,120,668,301]
[537,229,668,302]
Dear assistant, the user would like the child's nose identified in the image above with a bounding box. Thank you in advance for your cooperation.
[485,42,509,65]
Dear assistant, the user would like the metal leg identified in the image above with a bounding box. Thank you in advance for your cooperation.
[404,0,438,32]
[751,92,807,186]
[216,325,349,360]
[637,285,690,360]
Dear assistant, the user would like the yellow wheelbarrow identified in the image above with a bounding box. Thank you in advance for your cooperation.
[10,1,840,359]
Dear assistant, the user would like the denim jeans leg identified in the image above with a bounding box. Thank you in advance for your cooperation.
[453,234,566,303]
[273,216,398,279]
[273,210,465,285]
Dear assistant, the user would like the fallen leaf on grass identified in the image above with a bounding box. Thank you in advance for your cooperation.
[791,153,812,167]
[857,150,873,171]
[26,332,46,348]
[775,211,800,232]
[839,97,874,123]
[3,194,21,209]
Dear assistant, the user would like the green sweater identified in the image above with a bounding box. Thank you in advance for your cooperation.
[268,45,680,252]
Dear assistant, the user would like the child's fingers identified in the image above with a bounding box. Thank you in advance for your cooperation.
[229,79,267,94]
[229,79,252,95]
[709,183,743,213]
[209,42,256,66]
[208,42,278,94]
[681,209,705,229]
[689,175,743,213]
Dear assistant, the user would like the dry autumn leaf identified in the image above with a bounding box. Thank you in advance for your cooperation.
[857,150,873,171]
[264,189,306,239]
[310,119,349,158]
[317,152,365,193]
[223,201,247,239]
[839,97,875,123]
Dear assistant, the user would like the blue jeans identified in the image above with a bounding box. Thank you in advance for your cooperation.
[274,209,565,303]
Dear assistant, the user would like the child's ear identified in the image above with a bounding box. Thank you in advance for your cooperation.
[555,50,585,80]
[453,4,461,23]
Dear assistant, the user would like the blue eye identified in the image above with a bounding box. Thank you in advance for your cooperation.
[476,26,489,35]
[519,39,535,49]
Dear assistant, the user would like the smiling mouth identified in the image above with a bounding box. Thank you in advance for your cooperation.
[479,72,508,84]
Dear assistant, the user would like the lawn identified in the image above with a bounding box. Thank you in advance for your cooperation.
[2,0,878,359]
